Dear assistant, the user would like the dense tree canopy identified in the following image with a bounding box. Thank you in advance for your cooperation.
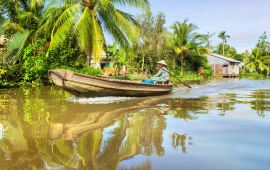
[169,19,209,74]
[0,1,270,87]
[38,0,150,65]
[133,12,168,73]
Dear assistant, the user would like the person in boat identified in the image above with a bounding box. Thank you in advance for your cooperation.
[151,60,170,84]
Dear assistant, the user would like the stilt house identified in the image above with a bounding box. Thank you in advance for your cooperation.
[206,53,242,77]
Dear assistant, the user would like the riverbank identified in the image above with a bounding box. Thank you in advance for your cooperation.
[0,69,209,88]
[240,73,266,79]
[1,69,268,89]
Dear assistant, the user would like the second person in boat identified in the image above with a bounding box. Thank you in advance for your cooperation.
[151,60,170,84]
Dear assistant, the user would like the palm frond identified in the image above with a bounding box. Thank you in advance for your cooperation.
[111,0,150,10]
[37,5,67,37]
[47,3,80,53]
[91,13,105,63]
[114,9,139,44]
[29,0,45,12]
[2,30,31,62]
[98,4,132,47]
[74,7,93,52]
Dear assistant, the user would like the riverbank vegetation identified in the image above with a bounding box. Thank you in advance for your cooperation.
[0,0,269,88]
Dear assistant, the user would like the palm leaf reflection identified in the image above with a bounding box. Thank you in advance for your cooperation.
[0,119,38,170]
[96,110,166,170]
[76,130,102,168]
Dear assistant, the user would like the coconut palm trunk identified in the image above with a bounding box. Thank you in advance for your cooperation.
[267,63,270,78]
[218,31,230,56]
[222,40,225,56]
[141,55,145,73]
[180,55,184,75]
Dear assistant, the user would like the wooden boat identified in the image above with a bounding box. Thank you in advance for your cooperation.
[48,69,173,97]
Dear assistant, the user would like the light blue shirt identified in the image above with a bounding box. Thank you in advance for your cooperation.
[151,67,170,82]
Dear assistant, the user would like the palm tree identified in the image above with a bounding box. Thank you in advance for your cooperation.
[245,48,269,74]
[171,19,208,75]
[38,0,150,66]
[1,0,45,67]
[218,31,230,56]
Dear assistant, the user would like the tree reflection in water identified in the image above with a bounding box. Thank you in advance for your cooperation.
[171,133,193,154]
[0,109,167,169]
[249,90,270,118]
[0,87,270,169]
[216,93,237,116]
[166,97,210,120]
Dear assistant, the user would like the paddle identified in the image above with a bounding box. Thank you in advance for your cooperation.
[160,67,192,88]
[143,72,151,79]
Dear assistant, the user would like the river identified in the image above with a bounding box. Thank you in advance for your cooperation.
[0,79,269,170]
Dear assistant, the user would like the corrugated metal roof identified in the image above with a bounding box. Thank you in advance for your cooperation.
[206,53,241,63]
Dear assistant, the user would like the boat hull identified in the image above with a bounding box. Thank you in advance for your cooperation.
[48,69,173,97]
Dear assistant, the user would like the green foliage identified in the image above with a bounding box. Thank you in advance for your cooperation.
[256,32,270,53]
[218,31,230,56]
[107,43,133,76]
[1,0,45,36]
[240,73,265,79]
[21,39,47,84]
[184,53,208,72]
[214,43,246,62]
[20,36,87,84]
[0,81,18,88]
[48,35,79,69]
[75,67,102,77]
[0,68,7,76]
[169,19,209,74]
[3,30,31,61]
[244,48,269,74]
[171,71,202,81]
[108,43,128,66]
[39,0,150,64]
[203,67,214,78]
[247,32,270,76]
[133,12,168,73]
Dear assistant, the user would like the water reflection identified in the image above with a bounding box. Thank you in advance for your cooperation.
[0,84,269,169]
[215,93,237,116]
[249,90,270,118]
[171,133,192,154]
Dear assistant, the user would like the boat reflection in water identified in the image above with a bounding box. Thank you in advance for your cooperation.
[0,84,270,170]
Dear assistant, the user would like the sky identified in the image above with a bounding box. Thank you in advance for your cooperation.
[117,0,270,53]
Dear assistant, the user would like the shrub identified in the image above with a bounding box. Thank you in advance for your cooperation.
[22,39,47,84]
[240,73,265,79]
[48,35,79,69]
[76,67,102,76]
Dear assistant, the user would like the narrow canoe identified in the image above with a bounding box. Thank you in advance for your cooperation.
[48,69,173,97]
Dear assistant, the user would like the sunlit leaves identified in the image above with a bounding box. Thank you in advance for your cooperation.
[48,3,81,54]
[245,48,269,73]
[39,0,148,64]
[2,30,31,62]
[170,19,209,74]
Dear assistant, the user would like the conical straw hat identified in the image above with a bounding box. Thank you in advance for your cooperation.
[157,60,167,66]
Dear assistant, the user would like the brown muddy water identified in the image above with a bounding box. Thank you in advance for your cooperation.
[0,79,269,170]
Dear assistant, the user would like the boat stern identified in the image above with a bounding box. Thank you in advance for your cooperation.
[48,69,73,87]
